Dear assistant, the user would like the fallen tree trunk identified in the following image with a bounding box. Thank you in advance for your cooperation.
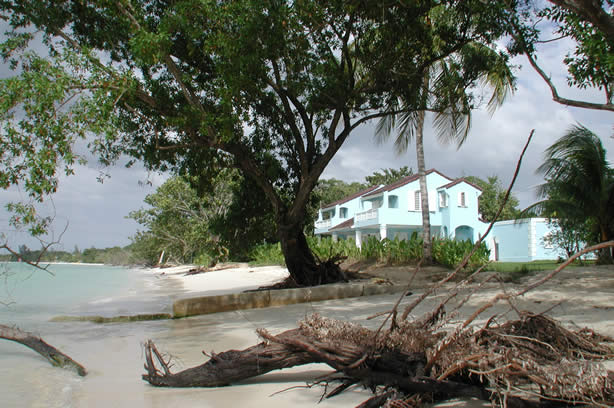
[143,322,489,401]
[143,311,614,406]
[0,324,87,376]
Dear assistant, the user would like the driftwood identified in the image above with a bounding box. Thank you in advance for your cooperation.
[142,133,614,406]
[142,241,614,407]
[0,324,87,376]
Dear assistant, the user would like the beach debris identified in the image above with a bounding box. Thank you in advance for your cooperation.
[0,324,87,376]
[142,241,614,407]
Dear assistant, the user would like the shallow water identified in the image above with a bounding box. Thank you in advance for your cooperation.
[0,263,375,408]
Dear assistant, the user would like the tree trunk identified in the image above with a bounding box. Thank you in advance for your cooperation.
[0,324,87,376]
[142,327,487,401]
[415,108,432,264]
[278,220,346,286]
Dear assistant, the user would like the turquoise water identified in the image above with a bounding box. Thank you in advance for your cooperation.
[0,263,160,325]
[0,262,178,408]
[0,263,377,408]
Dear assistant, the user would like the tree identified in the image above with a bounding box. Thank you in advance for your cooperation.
[128,173,234,265]
[208,174,278,261]
[530,125,614,262]
[364,166,413,186]
[464,175,520,222]
[0,1,513,285]
[509,1,614,111]
[543,217,592,259]
[375,31,515,262]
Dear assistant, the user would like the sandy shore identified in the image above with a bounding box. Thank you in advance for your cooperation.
[143,263,290,297]
[128,263,614,407]
[2,263,612,408]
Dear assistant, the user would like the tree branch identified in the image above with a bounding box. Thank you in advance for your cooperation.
[0,324,87,376]
[523,49,614,111]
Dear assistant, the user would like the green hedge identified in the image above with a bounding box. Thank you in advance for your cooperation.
[249,234,490,270]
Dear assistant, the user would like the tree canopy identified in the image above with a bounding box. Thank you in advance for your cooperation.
[0,1,518,284]
[510,0,614,111]
[465,175,521,222]
[531,125,614,262]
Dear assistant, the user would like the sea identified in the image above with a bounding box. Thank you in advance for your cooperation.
[0,262,184,408]
[0,262,375,408]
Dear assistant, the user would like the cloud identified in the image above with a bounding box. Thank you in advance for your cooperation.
[322,50,614,211]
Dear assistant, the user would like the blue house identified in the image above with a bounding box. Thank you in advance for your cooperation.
[314,169,559,262]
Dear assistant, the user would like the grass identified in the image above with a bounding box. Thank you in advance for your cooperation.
[485,260,563,273]
[485,259,594,283]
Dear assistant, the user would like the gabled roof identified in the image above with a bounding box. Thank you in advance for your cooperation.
[321,184,381,210]
[363,169,452,198]
[439,178,483,191]
[329,218,354,231]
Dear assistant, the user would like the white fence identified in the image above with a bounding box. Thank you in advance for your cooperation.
[355,208,378,222]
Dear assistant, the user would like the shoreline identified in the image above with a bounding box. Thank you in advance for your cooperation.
[142,263,290,298]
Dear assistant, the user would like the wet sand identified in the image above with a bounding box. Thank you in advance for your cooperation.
[2,264,613,407]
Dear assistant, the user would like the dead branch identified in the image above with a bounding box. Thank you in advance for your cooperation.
[401,130,534,322]
[0,324,86,376]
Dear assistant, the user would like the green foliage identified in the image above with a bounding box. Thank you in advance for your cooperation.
[308,234,488,269]
[128,174,233,265]
[431,237,490,270]
[464,175,520,222]
[248,242,285,267]
[364,167,413,186]
[543,218,592,259]
[530,125,614,262]
[313,179,366,208]
[539,5,613,97]
[308,236,359,261]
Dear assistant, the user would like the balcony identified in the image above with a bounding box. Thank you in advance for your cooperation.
[355,208,378,222]
[315,219,332,230]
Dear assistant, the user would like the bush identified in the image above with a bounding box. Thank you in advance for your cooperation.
[248,242,285,266]
[305,234,489,270]
[432,237,490,270]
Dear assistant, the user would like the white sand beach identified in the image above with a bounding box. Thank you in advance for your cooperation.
[144,263,290,296]
[1,263,613,408]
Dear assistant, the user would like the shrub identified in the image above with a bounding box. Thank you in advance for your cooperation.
[432,237,490,270]
[248,242,285,266]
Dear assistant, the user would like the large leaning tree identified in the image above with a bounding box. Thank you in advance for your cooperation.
[0,1,513,286]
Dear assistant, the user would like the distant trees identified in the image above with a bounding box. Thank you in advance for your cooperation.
[364,166,413,186]
[0,246,130,264]
[128,171,278,265]
[128,173,234,265]
[464,175,521,222]
[531,125,614,262]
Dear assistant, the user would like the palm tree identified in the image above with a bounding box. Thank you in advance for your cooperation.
[376,42,514,263]
[531,125,614,262]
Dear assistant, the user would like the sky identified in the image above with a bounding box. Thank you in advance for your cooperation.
[1,19,612,251]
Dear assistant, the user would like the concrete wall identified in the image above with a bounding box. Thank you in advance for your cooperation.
[489,218,560,262]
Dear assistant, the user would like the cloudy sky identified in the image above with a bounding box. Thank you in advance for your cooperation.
[1,23,612,251]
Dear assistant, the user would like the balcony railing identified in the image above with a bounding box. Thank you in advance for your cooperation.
[315,219,332,229]
[355,208,378,222]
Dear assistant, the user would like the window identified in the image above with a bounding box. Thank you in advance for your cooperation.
[388,195,398,208]
[458,191,466,207]
[438,192,447,208]
[414,191,421,211]
[340,207,348,218]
